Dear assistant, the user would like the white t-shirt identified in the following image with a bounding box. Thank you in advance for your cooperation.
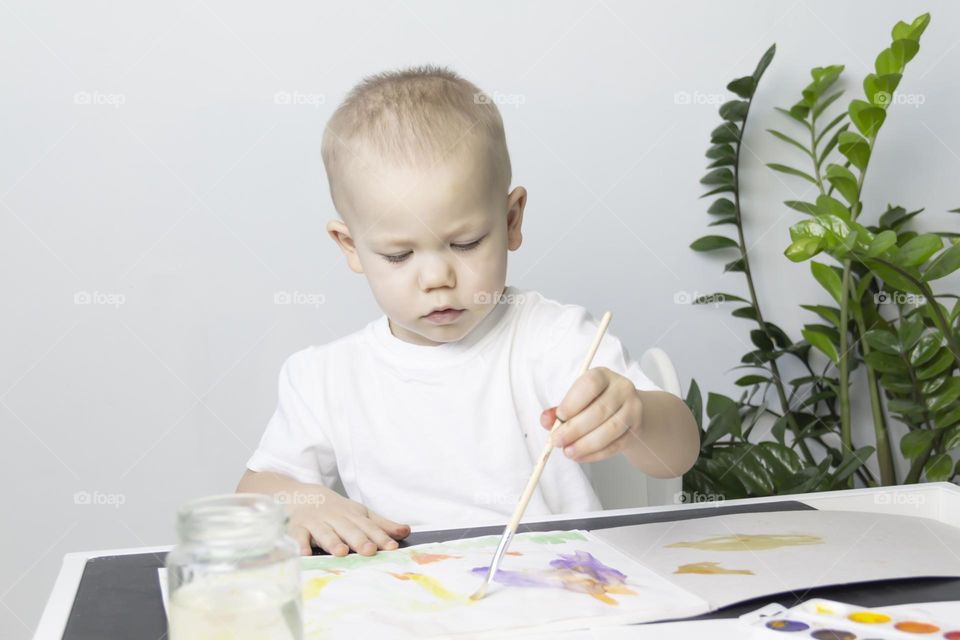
[246,285,661,526]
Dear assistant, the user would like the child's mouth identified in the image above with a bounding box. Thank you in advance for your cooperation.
[423,308,464,324]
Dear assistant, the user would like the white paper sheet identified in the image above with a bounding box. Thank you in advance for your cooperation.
[159,529,710,638]
[592,509,960,610]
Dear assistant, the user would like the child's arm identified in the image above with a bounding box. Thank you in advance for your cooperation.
[237,469,410,556]
[539,367,700,478]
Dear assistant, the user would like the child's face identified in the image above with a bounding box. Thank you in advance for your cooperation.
[328,146,526,346]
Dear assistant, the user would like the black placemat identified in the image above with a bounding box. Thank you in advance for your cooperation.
[64,499,960,639]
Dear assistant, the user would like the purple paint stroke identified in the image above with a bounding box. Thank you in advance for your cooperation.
[470,550,626,587]
[549,551,628,585]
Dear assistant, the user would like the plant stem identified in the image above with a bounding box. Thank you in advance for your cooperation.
[850,300,896,485]
[837,260,853,487]
[734,92,816,466]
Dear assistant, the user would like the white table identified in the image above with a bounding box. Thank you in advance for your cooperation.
[34,483,960,639]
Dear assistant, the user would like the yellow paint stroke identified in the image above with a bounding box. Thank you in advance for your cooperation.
[409,550,462,565]
[304,574,340,599]
[556,572,637,605]
[388,572,472,604]
[674,561,754,575]
[506,551,523,556]
[666,533,823,552]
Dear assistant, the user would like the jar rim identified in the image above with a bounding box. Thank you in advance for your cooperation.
[177,493,287,547]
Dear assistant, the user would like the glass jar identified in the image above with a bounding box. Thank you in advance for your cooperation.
[165,493,302,640]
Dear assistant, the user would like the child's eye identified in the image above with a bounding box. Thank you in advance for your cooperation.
[452,236,485,252]
[381,236,484,264]
[382,252,411,264]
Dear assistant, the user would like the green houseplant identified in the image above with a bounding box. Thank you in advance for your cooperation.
[684,12,960,500]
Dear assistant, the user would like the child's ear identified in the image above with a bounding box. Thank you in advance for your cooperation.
[326,219,364,274]
[506,186,527,251]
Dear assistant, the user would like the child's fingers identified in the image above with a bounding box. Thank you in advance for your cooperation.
[557,368,611,426]
[540,407,557,429]
[352,516,400,550]
[564,405,633,461]
[306,523,350,556]
[330,518,378,556]
[369,512,411,540]
[552,396,617,448]
[289,525,314,556]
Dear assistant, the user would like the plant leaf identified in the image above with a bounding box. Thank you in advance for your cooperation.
[924,453,954,482]
[811,261,844,304]
[707,198,736,216]
[838,130,871,171]
[767,129,813,158]
[891,233,943,268]
[727,76,756,99]
[900,429,935,459]
[690,235,740,251]
[923,243,960,281]
[768,163,818,185]
[848,99,886,137]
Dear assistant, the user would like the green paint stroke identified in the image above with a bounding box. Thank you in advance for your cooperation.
[300,530,587,570]
[524,531,587,544]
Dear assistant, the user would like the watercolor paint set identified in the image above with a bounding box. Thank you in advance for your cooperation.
[741,598,960,639]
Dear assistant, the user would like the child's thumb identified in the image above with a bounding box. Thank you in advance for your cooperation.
[541,406,558,428]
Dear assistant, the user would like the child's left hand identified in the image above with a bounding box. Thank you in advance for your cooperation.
[540,367,642,463]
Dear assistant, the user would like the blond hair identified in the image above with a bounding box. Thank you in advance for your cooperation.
[321,65,512,216]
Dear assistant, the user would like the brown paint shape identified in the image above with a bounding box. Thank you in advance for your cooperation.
[666,533,823,551]
[674,561,754,575]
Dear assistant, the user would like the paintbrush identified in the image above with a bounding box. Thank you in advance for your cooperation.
[470,310,613,601]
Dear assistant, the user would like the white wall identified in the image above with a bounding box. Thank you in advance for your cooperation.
[2,1,959,635]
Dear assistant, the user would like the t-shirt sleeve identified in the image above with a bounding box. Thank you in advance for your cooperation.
[245,351,339,487]
[536,304,662,407]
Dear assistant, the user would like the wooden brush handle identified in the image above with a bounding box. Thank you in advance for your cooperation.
[506,310,613,533]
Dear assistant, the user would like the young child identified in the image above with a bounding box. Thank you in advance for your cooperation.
[238,65,699,557]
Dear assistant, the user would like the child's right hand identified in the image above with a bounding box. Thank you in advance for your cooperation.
[284,486,411,557]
